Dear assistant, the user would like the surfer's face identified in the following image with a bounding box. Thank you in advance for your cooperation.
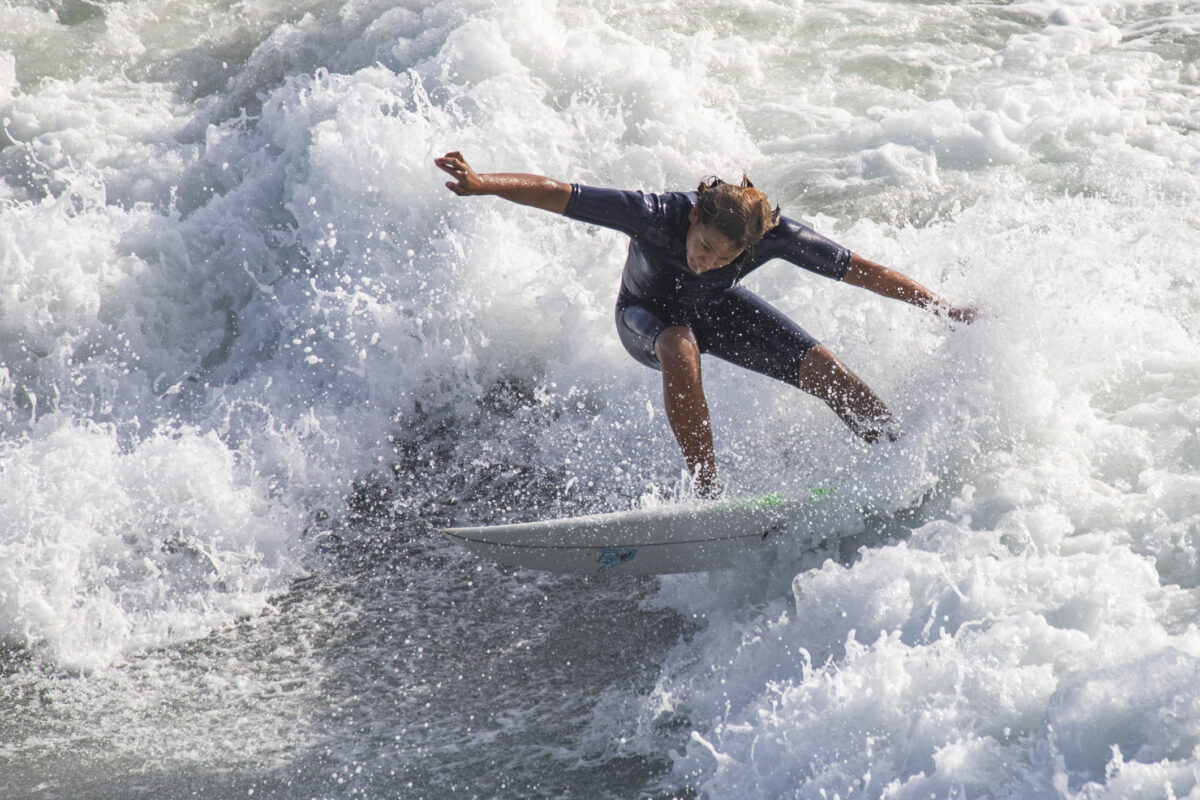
[685,209,744,274]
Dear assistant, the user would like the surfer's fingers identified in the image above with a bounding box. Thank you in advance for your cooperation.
[950,305,979,324]
[436,151,470,171]
[434,158,461,176]
[434,153,468,178]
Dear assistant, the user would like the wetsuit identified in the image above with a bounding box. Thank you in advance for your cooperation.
[563,184,851,387]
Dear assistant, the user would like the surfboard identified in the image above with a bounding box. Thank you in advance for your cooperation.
[441,488,835,576]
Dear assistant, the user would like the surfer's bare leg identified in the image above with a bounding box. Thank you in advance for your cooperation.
[655,325,720,497]
[796,345,895,443]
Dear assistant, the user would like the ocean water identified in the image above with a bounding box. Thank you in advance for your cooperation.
[1,0,1199,797]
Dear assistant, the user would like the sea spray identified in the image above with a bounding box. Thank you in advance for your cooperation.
[0,0,1197,797]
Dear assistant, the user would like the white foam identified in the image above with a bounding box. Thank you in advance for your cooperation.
[645,190,1200,796]
[2,0,1200,796]
[0,419,297,672]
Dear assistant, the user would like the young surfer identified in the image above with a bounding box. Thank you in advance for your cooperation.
[435,151,975,497]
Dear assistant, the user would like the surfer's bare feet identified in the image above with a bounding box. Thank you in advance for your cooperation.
[862,421,902,444]
[696,472,724,500]
[796,345,895,444]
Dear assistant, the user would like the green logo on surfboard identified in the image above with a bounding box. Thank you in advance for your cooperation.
[710,487,835,513]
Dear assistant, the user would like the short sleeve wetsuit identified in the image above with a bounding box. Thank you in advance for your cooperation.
[563,184,852,388]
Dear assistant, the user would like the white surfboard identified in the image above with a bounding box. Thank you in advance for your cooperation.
[442,489,835,576]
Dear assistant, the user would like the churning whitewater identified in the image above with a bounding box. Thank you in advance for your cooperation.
[1,0,1199,797]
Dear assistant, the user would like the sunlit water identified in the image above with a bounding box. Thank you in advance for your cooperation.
[1,0,1199,797]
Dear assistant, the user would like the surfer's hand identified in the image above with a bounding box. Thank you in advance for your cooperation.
[945,304,977,324]
[933,301,977,324]
[435,152,486,196]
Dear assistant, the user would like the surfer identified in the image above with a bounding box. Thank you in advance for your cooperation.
[435,152,975,497]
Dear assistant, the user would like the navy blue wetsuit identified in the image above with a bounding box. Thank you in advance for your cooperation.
[563,184,852,387]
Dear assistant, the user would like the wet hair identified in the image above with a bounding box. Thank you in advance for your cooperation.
[694,175,781,251]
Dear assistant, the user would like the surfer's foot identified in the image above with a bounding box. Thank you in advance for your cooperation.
[694,471,724,500]
[861,421,902,444]
[796,346,895,444]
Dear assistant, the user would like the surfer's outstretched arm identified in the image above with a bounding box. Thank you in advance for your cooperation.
[435,152,572,214]
[843,253,976,323]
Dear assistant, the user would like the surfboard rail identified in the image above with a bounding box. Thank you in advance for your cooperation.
[441,489,833,576]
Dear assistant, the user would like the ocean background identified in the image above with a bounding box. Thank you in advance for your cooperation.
[1,0,1199,797]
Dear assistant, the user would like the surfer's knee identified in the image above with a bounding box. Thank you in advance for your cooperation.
[654,326,701,373]
[795,345,846,401]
